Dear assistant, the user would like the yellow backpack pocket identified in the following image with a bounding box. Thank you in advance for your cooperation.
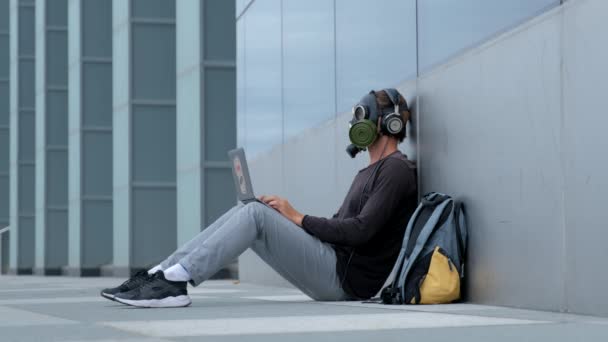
[407,246,460,304]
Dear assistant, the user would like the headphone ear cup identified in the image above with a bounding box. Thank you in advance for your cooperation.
[382,113,404,135]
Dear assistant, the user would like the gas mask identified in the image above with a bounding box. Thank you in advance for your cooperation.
[346,88,406,158]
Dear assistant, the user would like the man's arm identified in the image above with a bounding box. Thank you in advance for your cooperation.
[301,161,415,247]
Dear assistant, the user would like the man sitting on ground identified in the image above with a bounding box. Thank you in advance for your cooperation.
[101,88,418,307]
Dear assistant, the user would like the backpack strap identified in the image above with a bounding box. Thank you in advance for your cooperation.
[454,202,467,278]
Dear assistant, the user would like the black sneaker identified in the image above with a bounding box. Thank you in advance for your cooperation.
[100,270,151,301]
[113,271,191,308]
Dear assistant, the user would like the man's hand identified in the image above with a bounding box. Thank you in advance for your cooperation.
[258,195,304,227]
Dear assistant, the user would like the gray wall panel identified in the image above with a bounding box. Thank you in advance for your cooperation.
[45,90,67,145]
[46,150,67,206]
[18,60,34,106]
[45,209,67,267]
[562,0,608,317]
[82,0,111,58]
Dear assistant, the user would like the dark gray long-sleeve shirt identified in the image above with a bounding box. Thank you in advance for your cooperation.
[302,151,417,299]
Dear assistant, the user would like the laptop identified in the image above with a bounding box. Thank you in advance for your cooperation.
[228,148,271,208]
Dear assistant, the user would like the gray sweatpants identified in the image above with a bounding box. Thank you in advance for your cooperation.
[159,201,351,301]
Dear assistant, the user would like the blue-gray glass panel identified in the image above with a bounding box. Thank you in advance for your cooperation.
[132,105,176,182]
[0,176,8,220]
[82,131,112,197]
[46,30,68,87]
[0,35,8,78]
[283,0,335,140]
[204,168,235,227]
[18,6,35,55]
[82,200,113,267]
[46,209,67,267]
[335,0,416,112]
[0,129,7,170]
[243,0,282,159]
[204,0,236,61]
[18,112,34,160]
[46,0,67,26]
[0,82,8,123]
[46,90,68,145]
[18,60,35,107]
[418,0,559,72]
[18,216,35,267]
[18,164,34,214]
[204,68,236,161]
[132,188,176,267]
[47,150,67,206]
[82,0,112,58]
[236,17,245,148]
[132,24,176,101]
[132,0,175,19]
[0,0,8,30]
[83,62,112,127]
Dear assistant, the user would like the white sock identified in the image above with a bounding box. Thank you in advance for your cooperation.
[148,264,163,275]
[164,263,191,282]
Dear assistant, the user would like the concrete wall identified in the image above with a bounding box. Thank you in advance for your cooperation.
[241,0,608,316]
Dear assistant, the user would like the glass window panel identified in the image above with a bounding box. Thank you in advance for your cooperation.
[132,24,176,101]
[0,130,8,170]
[18,60,35,107]
[0,176,8,220]
[205,68,236,161]
[335,0,417,112]
[204,168,235,227]
[47,150,68,206]
[283,0,335,140]
[243,0,282,159]
[18,111,35,160]
[46,0,67,26]
[132,105,176,182]
[132,188,176,266]
[82,0,112,58]
[204,0,236,61]
[236,0,252,17]
[46,30,67,86]
[82,200,113,267]
[418,0,559,72]
[46,90,67,145]
[18,6,35,55]
[236,17,245,148]
[46,210,68,265]
[83,62,112,127]
[0,36,8,78]
[0,83,8,123]
[18,164,35,213]
[18,216,35,266]
[132,0,175,19]
[0,0,8,30]
[83,131,112,197]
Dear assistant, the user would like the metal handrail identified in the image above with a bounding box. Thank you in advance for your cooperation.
[0,226,8,235]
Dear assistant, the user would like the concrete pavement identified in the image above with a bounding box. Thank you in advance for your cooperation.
[0,274,606,341]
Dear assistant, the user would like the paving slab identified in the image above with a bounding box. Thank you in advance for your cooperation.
[0,275,606,341]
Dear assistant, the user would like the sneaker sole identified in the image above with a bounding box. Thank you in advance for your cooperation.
[101,292,116,301]
[114,295,192,308]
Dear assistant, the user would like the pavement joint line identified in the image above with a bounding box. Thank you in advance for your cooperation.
[99,312,551,337]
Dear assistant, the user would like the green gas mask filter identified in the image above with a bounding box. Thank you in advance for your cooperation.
[346,89,405,158]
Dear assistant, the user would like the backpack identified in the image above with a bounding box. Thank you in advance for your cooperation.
[380,192,467,305]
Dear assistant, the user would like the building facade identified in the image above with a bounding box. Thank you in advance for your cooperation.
[237,0,608,317]
[0,0,236,277]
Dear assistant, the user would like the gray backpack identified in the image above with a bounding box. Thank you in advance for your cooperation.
[381,192,467,304]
